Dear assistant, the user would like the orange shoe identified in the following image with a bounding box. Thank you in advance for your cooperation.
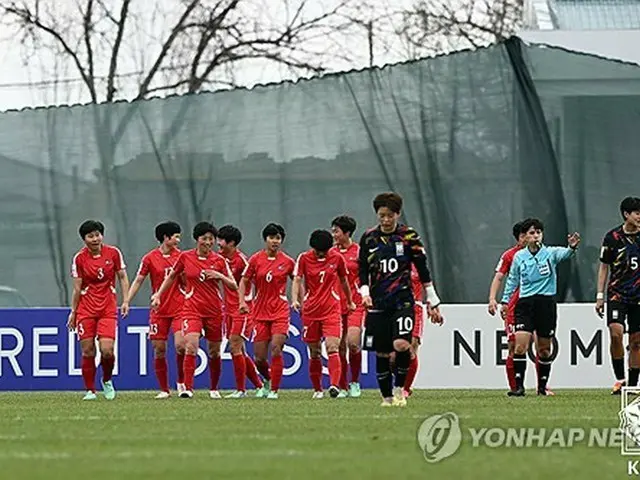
[612,380,626,395]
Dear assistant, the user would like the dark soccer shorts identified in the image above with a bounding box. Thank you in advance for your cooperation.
[363,306,414,353]
[514,295,557,338]
[607,301,640,334]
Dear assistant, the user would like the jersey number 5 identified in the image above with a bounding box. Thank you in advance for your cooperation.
[632,257,639,270]
[396,316,413,335]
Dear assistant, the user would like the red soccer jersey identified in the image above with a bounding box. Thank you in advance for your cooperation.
[411,265,423,303]
[295,249,347,321]
[137,247,184,317]
[71,244,126,318]
[242,250,295,322]
[496,245,523,306]
[221,248,252,315]
[331,242,362,315]
[172,249,231,318]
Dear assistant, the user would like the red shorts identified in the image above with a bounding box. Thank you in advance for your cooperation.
[76,316,116,341]
[303,314,342,343]
[413,303,425,339]
[149,313,182,341]
[505,310,516,343]
[341,306,366,331]
[253,318,289,343]
[182,316,222,342]
[225,314,254,341]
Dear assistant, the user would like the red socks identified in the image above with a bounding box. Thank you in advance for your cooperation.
[101,355,115,382]
[176,353,185,384]
[339,353,348,390]
[245,355,263,388]
[404,355,418,391]
[271,356,283,391]
[255,359,271,381]
[349,350,362,383]
[506,355,516,391]
[328,352,341,388]
[183,354,196,391]
[82,356,96,392]
[231,354,246,391]
[154,357,169,393]
[209,356,222,391]
[309,357,323,391]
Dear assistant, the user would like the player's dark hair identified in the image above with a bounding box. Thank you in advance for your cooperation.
[78,220,105,239]
[155,221,181,243]
[520,218,544,233]
[512,221,523,241]
[262,222,286,241]
[373,192,403,214]
[192,221,217,240]
[218,225,242,246]
[620,197,640,219]
[331,215,357,236]
[309,229,333,253]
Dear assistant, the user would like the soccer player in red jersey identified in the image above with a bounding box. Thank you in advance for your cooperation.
[402,265,425,397]
[239,223,295,399]
[331,215,365,398]
[488,221,525,394]
[292,229,355,399]
[67,220,130,401]
[217,225,264,398]
[151,222,237,398]
[125,221,186,398]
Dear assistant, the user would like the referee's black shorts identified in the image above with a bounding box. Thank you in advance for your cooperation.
[514,294,556,338]
[363,306,414,353]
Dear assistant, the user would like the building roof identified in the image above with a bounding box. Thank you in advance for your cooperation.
[524,0,640,30]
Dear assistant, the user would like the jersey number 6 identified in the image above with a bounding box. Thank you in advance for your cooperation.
[266,271,273,283]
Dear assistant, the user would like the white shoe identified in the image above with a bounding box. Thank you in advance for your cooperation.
[311,391,324,399]
[179,390,194,398]
[176,383,186,394]
[155,391,170,399]
[225,390,247,399]
[209,390,222,399]
[392,386,407,407]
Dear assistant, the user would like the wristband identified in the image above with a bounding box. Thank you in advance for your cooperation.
[359,285,370,297]
[596,292,604,300]
[425,285,441,308]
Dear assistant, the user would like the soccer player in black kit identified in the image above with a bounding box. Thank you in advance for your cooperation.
[596,197,640,394]
[358,192,444,407]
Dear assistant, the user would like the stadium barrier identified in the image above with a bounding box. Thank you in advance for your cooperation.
[0,304,609,391]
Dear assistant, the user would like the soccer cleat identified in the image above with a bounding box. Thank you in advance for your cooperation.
[225,390,247,399]
[267,390,279,399]
[255,386,269,398]
[311,391,324,399]
[612,380,626,395]
[179,390,194,398]
[537,388,547,396]
[392,387,407,407]
[155,391,171,399]
[348,382,361,398]
[101,380,116,400]
[328,385,340,398]
[380,398,393,407]
[545,387,556,396]
[402,388,413,399]
[508,387,525,397]
[82,391,97,401]
[337,390,349,398]
[176,383,186,395]
[209,390,222,399]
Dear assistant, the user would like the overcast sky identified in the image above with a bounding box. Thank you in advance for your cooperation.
[0,0,419,112]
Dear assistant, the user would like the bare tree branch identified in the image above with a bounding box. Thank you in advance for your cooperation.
[106,0,130,101]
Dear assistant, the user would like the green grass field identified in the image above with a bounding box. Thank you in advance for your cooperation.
[0,389,631,479]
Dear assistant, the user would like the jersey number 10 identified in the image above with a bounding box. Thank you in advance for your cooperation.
[380,258,399,274]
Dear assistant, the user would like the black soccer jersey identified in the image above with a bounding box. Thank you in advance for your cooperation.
[358,224,432,311]
[600,225,640,304]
